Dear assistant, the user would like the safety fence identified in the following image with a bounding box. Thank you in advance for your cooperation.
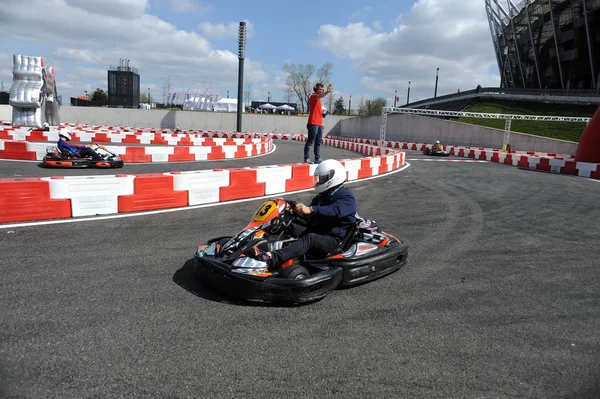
[0,136,405,223]
[329,136,600,180]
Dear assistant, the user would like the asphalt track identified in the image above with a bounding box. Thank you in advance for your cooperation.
[1,140,599,398]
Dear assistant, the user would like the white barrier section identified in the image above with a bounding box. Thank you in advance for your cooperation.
[189,146,211,161]
[240,144,253,157]
[138,134,153,145]
[8,131,28,141]
[254,165,293,195]
[383,154,395,172]
[74,132,96,142]
[26,141,51,160]
[145,147,174,162]
[164,136,180,146]
[42,175,135,217]
[576,162,598,178]
[527,156,541,169]
[222,145,238,158]
[342,159,362,181]
[368,157,381,175]
[549,158,566,173]
[168,170,230,205]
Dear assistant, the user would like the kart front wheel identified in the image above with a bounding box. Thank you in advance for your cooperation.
[279,264,310,280]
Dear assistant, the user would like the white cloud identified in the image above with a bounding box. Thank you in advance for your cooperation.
[0,1,269,103]
[352,6,373,19]
[64,0,148,19]
[197,21,255,40]
[317,0,499,102]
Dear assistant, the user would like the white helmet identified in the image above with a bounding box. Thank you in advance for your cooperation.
[59,129,72,141]
[313,159,346,194]
[435,140,440,144]
[43,122,49,128]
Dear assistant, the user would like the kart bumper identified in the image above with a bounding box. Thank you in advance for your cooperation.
[308,241,409,286]
[42,157,124,168]
[195,256,343,304]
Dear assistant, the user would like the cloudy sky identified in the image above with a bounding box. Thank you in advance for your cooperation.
[0,0,502,109]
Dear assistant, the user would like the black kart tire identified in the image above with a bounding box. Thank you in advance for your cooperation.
[279,264,310,280]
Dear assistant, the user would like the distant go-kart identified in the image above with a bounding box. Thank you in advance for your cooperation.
[42,144,124,168]
[194,197,409,304]
[423,146,450,157]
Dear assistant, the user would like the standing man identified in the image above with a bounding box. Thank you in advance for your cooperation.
[304,83,332,164]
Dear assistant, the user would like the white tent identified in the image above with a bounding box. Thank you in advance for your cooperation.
[259,103,276,110]
[276,104,294,111]
[214,98,239,112]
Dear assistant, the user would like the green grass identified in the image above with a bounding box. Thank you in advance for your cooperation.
[457,99,598,142]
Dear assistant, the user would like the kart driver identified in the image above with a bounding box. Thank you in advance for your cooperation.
[253,159,357,270]
[57,129,104,161]
[432,140,441,151]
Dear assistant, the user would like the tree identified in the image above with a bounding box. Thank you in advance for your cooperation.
[358,97,387,116]
[333,96,346,115]
[326,92,336,115]
[162,74,172,104]
[283,83,295,103]
[282,62,333,113]
[91,88,107,103]
[243,80,253,109]
[139,92,148,102]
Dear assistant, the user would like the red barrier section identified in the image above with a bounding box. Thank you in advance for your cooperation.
[178,136,192,146]
[122,134,140,144]
[491,151,500,162]
[358,159,372,179]
[536,158,551,171]
[0,178,71,223]
[0,142,36,160]
[575,106,600,163]
[26,130,48,141]
[234,145,247,158]
[561,161,579,175]
[121,147,152,162]
[151,134,168,145]
[93,133,110,143]
[220,168,265,201]
[118,174,187,212]
[378,156,390,174]
[169,147,194,162]
[517,155,529,167]
[208,146,225,160]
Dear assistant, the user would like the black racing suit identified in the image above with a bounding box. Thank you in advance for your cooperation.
[269,186,357,268]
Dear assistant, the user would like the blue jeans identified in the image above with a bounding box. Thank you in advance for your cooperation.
[304,124,323,161]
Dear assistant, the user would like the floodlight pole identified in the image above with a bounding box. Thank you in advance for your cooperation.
[406,81,411,105]
[236,21,247,132]
[348,95,352,115]
[434,68,439,98]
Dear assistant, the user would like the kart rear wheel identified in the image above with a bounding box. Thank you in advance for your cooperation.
[279,264,310,280]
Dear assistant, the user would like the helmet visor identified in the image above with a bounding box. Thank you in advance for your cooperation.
[314,170,334,187]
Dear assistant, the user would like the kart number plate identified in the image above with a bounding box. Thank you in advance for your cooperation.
[253,200,278,222]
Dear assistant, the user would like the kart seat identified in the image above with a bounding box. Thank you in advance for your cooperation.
[326,223,359,257]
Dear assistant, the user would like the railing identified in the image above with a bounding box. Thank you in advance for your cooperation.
[407,86,600,107]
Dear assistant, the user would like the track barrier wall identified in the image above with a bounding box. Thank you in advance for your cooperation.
[0,134,405,223]
[328,136,600,180]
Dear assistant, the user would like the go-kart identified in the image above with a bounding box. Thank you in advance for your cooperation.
[194,198,409,304]
[423,146,450,156]
[42,144,124,168]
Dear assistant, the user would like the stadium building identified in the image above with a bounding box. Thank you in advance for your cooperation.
[485,0,599,90]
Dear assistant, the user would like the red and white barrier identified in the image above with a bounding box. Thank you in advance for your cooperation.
[0,134,406,223]
[328,136,600,180]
